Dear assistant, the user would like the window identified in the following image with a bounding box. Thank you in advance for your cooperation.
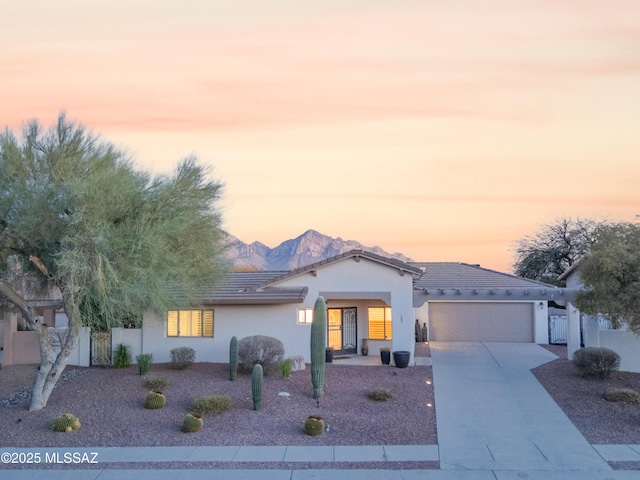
[368,307,392,340]
[167,310,214,337]
[297,308,313,324]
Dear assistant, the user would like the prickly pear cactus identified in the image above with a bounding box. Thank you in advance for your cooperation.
[310,296,327,401]
[252,363,263,411]
[182,413,204,433]
[229,336,238,381]
[144,390,166,410]
[52,413,81,432]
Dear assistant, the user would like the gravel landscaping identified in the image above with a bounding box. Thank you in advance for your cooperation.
[0,360,436,449]
[6,341,640,471]
[533,356,640,445]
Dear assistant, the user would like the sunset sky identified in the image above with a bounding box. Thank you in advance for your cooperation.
[3,1,639,272]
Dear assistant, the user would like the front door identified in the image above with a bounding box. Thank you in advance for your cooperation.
[327,307,357,354]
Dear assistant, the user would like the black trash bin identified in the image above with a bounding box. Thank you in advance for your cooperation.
[393,350,411,368]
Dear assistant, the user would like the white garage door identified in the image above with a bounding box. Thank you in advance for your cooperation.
[429,302,534,342]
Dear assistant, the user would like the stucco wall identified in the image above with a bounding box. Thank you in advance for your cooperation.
[111,328,143,363]
[67,327,91,367]
[276,256,416,361]
[12,331,40,364]
[143,302,308,363]
[141,256,417,364]
[600,330,640,373]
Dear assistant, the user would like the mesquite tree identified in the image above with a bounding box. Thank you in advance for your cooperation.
[0,113,228,410]
[310,296,327,404]
[575,222,640,333]
[512,217,609,286]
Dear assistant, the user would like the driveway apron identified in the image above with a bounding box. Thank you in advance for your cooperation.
[431,342,611,471]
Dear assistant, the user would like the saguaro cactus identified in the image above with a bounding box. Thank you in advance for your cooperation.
[252,363,263,411]
[310,296,327,403]
[229,336,238,381]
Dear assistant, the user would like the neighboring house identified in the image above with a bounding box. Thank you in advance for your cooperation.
[559,261,640,373]
[412,262,566,343]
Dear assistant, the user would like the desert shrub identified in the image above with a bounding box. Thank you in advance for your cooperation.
[113,344,131,368]
[146,376,170,391]
[280,358,292,380]
[238,335,284,375]
[170,346,196,370]
[190,395,233,415]
[573,347,620,379]
[368,387,393,402]
[136,353,153,375]
[604,387,640,405]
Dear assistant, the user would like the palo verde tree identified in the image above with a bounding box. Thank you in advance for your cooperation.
[512,216,609,286]
[0,113,228,410]
[575,222,640,334]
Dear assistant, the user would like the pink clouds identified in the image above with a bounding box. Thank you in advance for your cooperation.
[4,1,639,132]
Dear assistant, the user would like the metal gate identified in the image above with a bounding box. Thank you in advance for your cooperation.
[90,331,111,366]
[549,315,567,345]
[327,307,357,354]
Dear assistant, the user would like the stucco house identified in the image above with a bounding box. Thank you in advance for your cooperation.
[135,251,565,366]
[559,261,640,373]
[141,249,421,365]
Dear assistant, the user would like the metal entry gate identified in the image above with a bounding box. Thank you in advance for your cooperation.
[90,331,111,366]
[328,307,357,354]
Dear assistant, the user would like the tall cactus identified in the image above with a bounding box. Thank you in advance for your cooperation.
[229,336,238,381]
[310,296,327,403]
[252,363,263,411]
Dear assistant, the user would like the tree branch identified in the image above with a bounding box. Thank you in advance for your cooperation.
[0,280,36,326]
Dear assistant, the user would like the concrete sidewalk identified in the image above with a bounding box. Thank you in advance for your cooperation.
[2,468,640,479]
[0,444,438,464]
[431,341,612,471]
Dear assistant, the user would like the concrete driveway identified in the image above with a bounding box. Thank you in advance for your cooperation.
[431,341,611,471]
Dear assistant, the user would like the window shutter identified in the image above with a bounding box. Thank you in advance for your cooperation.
[179,311,191,337]
[191,310,202,336]
[384,307,392,340]
[203,310,214,337]
[368,307,393,340]
[167,311,178,337]
[368,307,385,340]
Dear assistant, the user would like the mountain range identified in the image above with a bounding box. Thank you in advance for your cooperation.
[224,229,412,271]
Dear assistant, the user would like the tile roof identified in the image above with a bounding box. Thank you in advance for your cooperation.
[164,271,307,305]
[257,249,423,288]
[411,262,557,290]
[163,250,422,306]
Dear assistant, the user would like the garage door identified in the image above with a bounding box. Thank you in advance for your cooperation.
[429,302,534,342]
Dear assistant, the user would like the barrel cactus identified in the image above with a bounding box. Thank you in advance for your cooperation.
[144,390,166,410]
[252,363,263,411]
[304,414,325,436]
[229,336,239,381]
[52,413,81,432]
[310,296,327,403]
[182,412,204,433]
